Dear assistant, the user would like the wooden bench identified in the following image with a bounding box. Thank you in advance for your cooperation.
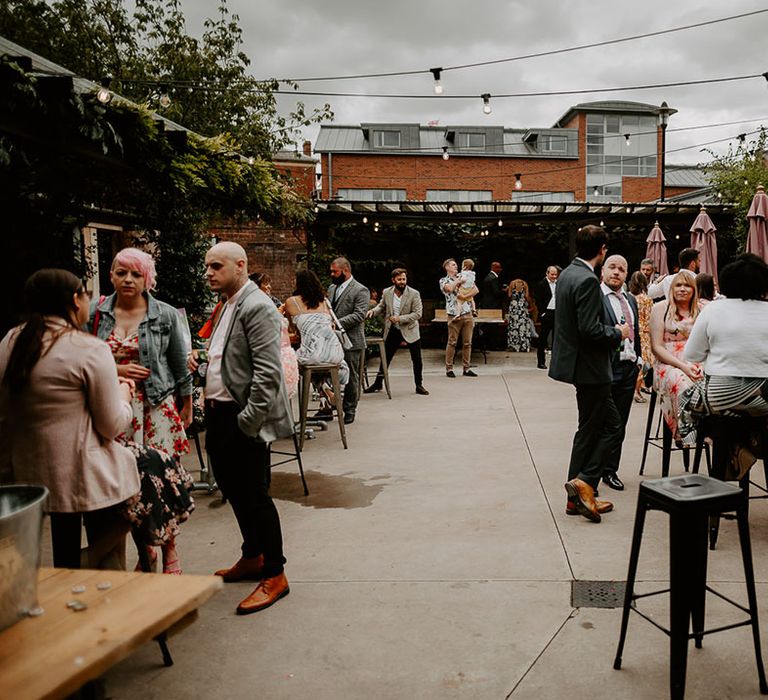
[431,308,506,362]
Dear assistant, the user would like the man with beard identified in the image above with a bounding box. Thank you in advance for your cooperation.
[328,257,370,425]
[365,267,429,395]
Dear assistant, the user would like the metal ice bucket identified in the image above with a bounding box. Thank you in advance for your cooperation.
[0,485,48,632]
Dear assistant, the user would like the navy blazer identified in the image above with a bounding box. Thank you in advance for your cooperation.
[548,259,623,385]
[601,289,643,381]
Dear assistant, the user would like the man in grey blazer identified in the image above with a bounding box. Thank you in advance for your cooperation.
[328,257,369,424]
[549,226,628,523]
[197,241,294,614]
[365,267,429,395]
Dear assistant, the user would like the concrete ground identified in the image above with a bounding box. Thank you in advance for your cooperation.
[101,349,768,699]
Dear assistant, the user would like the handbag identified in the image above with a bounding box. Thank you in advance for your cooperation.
[326,300,353,351]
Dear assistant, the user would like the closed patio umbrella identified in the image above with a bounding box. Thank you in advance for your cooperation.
[645,221,669,276]
[746,184,768,263]
[690,206,718,286]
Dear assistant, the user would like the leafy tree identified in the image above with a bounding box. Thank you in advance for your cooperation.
[704,129,768,247]
[0,0,332,156]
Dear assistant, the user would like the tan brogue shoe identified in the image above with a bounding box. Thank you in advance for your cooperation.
[236,573,290,615]
[564,478,602,523]
[566,498,614,516]
[214,555,264,583]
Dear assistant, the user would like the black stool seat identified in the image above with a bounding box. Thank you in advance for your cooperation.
[614,474,768,699]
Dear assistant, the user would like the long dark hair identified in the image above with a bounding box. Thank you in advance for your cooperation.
[628,271,648,296]
[3,269,84,392]
[295,269,326,308]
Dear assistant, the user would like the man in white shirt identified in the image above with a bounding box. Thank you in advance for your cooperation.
[600,255,643,492]
[647,248,700,299]
[534,265,559,369]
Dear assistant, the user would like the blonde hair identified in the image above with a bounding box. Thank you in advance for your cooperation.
[666,270,699,322]
[461,258,475,270]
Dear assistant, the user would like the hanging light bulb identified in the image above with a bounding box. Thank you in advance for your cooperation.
[159,91,171,109]
[497,219,503,227]
[447,204,454,214]
[247,156,255,166]
[744,178,749,186]
[481,93,492,115]
[313,205,319,213]
[442,146,450,161]
[624,133,631,146]
[514,174,522,190]
[593,186,599,197]
[600,220,605,227]
[362,216,368,224]
[430,67,443,95]
[96,75,113,104]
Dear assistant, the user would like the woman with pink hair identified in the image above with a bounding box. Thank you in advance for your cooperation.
[89,247,194,574]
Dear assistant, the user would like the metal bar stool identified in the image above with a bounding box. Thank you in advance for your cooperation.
[360,337,392,398]
[298,363,347,450]
[614,474,768,699]
[268,436,309,496]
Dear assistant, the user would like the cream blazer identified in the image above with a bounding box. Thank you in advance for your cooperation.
[370,286,423,344]
[0,322,140,513]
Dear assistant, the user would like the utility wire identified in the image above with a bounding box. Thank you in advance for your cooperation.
[266,9,768,82]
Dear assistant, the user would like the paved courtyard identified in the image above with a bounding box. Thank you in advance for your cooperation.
[95,349,768,699]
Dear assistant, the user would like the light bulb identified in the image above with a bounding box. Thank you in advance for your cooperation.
[514,174,522,190]
[96,87,112,104]
[593,186,599,197]
[313,205,319,213]
[430,67,443,95]
[624,134,631,146]
[447,205,454,214]
[434,81,443,95]
[600,220,604,227]
[442,147,449,161]
[247,156,255,166]
[362,216,368,224]
[159,92,171,108]
[497,219,503,227]
[481,93,492,115]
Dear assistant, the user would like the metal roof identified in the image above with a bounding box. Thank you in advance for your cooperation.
[553,100,676,127]
[664,165,710,188]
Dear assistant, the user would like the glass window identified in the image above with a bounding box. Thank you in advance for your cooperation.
[640,156,657,177]
[541,135,568,152]
[458,132,486,149]
[606,115,620,133]
[373,130,401,148]
[622,156,639,176]
[426,190,493,202]
[337,189,406,201]
[622,115,639,132]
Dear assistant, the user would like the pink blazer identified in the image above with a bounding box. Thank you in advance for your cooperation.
[0,322,140,513]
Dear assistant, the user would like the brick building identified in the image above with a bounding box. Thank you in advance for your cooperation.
[314,100,684,204]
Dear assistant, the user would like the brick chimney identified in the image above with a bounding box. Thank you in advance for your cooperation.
[303,140,312,157]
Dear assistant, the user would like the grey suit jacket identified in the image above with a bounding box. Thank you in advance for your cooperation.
[328,277,369,350]
[218,281,294,442]
[370,285,423,343]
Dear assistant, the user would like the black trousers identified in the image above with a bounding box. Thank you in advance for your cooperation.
[49,505,130,570]
[373,327,423,387]
[605,362,639,475]
[205,401,285,577]
[567,382,623,488]
[537,311,556,366]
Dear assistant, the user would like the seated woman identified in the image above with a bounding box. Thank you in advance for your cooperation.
[91,248,194,574]
[506,279,535,352]
[284,270,349,406]
[682,254,768,474]
[628,271,654,403]
[0,269,140,570]
[650,270,702,445]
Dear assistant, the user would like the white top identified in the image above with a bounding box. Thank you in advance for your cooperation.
[206,282,252,402]
[392,291,402,319]
[458,270,476,288]
[648,269,696,300]
[601,283,637,363]
[683,298,768,377]
[547,279,556,310]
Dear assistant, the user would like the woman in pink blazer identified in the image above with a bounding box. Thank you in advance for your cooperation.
[0,269,140,569]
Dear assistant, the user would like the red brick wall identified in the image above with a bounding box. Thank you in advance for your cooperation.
[274,160,315,199]
[208,221,307,300]
[623,177,662,202]
[664,186,700,199]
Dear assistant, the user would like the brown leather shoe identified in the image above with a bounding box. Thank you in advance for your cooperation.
[564,478,602,523]
[236,573,290,615]
[214,555,264,583]
[566,499,614,516]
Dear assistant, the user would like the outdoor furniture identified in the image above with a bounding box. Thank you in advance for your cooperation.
[613,474,768,699]
[691,414,768,549]
[638,389,710,477]
[359,336,391,398]
[0,567,222,700]
[431,308,505,364]
[298,363,347,451]
[268,436,310,496]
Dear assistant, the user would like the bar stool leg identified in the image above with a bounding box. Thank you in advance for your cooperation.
[299,368,312,451]
[378,339,392,399]
[688,515,709,650]
[614,499,649,670]
[736,502,768,694]
[639,391,657,475]
[292,432,309,496]
[669,513,698,700]
[662,421,673,479]
[329,367,348,449]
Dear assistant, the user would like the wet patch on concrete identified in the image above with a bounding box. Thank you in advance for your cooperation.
[270,469,393,509]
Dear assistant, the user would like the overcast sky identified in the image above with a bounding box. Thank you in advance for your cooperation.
[179,0,768,165]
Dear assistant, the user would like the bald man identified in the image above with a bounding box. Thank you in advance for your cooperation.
[196,242,294,614]
[600,254,642,491]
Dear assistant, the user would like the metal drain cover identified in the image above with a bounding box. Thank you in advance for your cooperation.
[571,580,626,608]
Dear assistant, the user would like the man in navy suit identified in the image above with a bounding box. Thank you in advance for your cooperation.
[549,226,629,522]
[599,255,643,492]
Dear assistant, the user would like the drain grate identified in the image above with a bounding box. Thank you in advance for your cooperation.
[571,580,626,609]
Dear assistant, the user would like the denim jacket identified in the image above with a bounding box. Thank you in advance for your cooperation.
[87,293,192,406]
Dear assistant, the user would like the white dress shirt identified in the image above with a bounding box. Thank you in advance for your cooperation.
[601,283,638,363]
[547,279,556,310]
[392,291,402,321]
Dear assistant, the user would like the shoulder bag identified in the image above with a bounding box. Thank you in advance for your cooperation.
[326,300,353,351]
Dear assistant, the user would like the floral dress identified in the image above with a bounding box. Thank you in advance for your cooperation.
[506,288,533,352]
[106,331,194,545]
[653,313,700,444]
[633,292,654,367]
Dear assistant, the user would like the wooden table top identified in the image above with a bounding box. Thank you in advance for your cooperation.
[0,567,222,700]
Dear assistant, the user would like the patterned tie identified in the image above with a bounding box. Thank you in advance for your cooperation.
[614,292,635,342]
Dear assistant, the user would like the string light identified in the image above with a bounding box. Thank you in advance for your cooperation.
[481,93,492,115]
[514,174,522,190]
[430,67,443,95]
[624,133,631,145]
[442,146,450,161]
[600,220,605,226]
[247,156,255,165]
[593,186,600,196]
[96,75,112,104]
[159,90,171,108]
[362,215,368,224]
[447,204,454,214]
[497,219,503,227]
